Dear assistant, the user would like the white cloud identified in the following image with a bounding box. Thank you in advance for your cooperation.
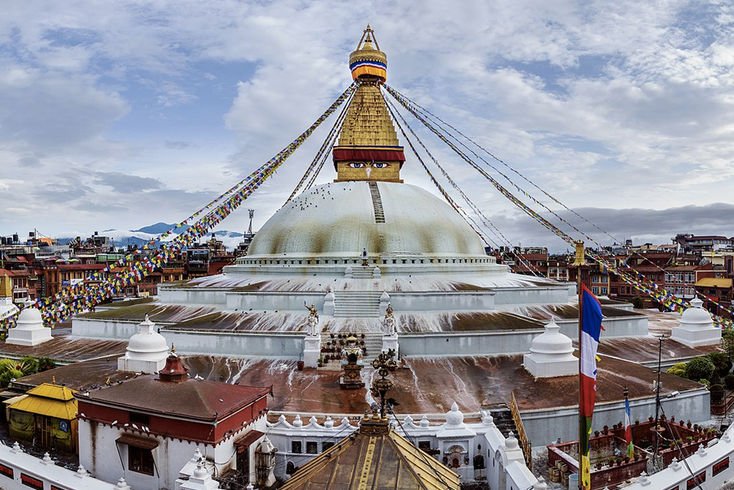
[1,0,733,249]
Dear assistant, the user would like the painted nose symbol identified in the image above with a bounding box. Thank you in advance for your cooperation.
[366,167,371,178]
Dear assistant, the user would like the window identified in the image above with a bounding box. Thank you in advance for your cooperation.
[306,441,318,454]
[713,457,729,476]
[21,474,43,489]
[687,471,706,489]
[0,463,13,479]
[322,441,334,451]
[418,441,432,452]
[130,412,150,426]
[291,441,302,454]
[129,446,155,475]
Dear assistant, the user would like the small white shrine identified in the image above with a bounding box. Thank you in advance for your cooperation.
[117,314,169,373]
[523,318,577,378]
[671,298,721,347]
[6,304,53,346]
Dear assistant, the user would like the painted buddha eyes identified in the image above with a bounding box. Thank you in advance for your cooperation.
[348,162,389,168]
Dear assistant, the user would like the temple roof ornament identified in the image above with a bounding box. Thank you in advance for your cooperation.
[349,25,387,82]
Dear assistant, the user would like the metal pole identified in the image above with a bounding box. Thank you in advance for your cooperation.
[575,241,584,490]
[653,334,665,470]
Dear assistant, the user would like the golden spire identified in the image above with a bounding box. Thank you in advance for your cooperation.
[333,26,405,183]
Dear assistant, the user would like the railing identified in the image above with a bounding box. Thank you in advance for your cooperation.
[510,391,532,470]
[711,392,734,416]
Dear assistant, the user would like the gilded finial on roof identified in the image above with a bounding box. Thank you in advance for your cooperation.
[350,25,386,81]
[52,376,56,385]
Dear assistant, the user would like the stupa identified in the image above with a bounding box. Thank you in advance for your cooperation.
[523,317,577,378]
[670,297,721,347]
[6,303,53,346]
[117,314,169,373]
[68,27,709,459]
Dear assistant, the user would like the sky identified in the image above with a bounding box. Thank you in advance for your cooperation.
[2,0,734,252]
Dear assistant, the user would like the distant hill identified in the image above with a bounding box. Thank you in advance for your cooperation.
[132,222,186,234]
[58,223,244,250]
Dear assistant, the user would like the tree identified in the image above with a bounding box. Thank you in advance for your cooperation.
[667,362,688,378]
[724,374,734,390]
[686,357,716,382]
[711,384,725,403]
[707,352,732,378]
[722,329,734,361]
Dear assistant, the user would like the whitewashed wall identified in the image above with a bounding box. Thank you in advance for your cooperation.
[78,415,265,490]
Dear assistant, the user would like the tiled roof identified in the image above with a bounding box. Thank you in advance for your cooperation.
[282,417,460,489]
[82,375,271,422]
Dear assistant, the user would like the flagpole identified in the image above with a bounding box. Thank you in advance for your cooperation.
[574,240,585,490]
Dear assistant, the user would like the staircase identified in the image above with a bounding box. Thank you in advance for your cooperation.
[333,290,382,318]
[351,266,374,279]
[318,331,385,369]
[368,182,385,223]
[489,405,519,438]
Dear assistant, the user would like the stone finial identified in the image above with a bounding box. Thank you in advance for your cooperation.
[638,471,651,486]
[190,447,203,463]
[420,415,430,427]
[445,402,464,426]
[42,452,53,465]
[293,414,303,427]
[116,477,131,489]
[324,416,334,429]
[506,432,519,449]
[76,465,89,477]
[670,457,681,471]
[193,461,208,479]
[11,441,21,453]
[481,410,495,426]
[532,476,548,490]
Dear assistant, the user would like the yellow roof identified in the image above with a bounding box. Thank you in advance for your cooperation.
[8,383,78,420]
[282,417,460,489]
[696,277,733,288]
[26,383,76,401]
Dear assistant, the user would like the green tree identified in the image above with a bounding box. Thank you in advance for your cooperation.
[722,329,734,361]
[666,362,688,378]
[711,384,725,403]
[686,357,716,382]
[0,368,24,388]
[707,352,732,377]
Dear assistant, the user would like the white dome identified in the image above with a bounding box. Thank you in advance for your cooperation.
[529,318,574,359]
[680,298,713,327]
[126,315,168,358]
[15,307,44,330]
[247,181,486,257]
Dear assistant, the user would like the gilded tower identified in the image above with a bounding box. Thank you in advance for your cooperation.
[333,26,405,183]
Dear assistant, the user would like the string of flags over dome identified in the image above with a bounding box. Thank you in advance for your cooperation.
[2,25,732,331]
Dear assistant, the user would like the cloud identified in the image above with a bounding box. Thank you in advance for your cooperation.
[94,171,162,193]
[1,0,734,249]
[483,202,734,253]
